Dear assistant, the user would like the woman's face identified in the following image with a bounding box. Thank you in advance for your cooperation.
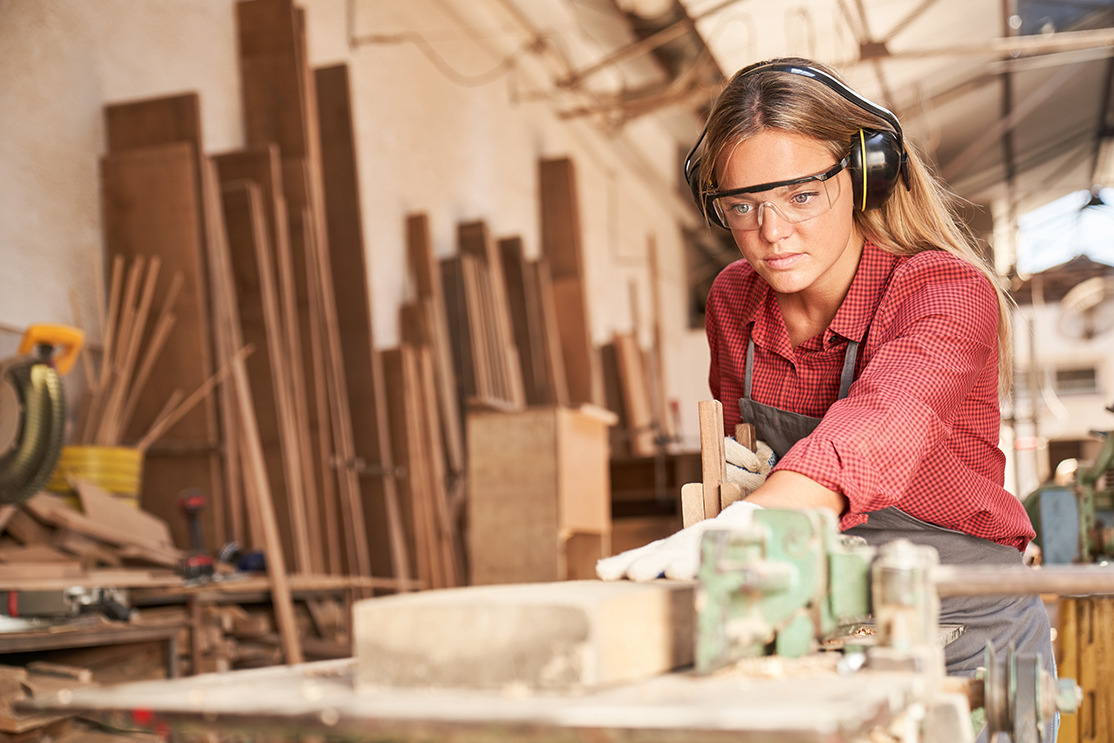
[715,129,863,300]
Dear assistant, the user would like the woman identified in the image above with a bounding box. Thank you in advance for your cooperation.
[598,57,1055,742]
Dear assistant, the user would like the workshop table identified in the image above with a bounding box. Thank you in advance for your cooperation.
[22,656,926,743]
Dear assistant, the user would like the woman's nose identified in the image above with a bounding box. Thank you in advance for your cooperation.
[757,202,791,240]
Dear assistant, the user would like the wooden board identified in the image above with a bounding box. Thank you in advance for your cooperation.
[220,180,312,573]
[498,237,547,406]
[549,275,598,407]
[613,333,656,457]
[103,93,230,552]
[353,581,694,690]
[315,63,402,582]
[99,142,221,550]
[406,213,465,479]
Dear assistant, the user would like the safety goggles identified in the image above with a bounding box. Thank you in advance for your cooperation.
[708,156,848,231]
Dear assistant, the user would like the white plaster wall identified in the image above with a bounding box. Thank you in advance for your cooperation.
[0,0,713,442]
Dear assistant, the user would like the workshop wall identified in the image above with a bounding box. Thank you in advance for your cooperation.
[0,0,714,444]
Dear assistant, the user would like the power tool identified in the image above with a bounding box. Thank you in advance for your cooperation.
[0,324,84,505]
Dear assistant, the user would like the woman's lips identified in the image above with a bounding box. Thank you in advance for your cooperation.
[765,253,805,270]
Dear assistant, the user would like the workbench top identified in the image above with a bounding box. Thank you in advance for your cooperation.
[23,656,924,742]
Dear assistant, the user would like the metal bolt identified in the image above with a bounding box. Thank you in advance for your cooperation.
[1056,679,1083,713]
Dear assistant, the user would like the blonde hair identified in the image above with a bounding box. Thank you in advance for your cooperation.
[698,57,1013,392]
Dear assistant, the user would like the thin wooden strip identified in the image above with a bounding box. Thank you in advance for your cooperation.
[229,351,304,665]
[136,345,254,452]
[94,256,145,445]
[103,256,163,444]
[698,399,724,520]
[417,345,461,586]
[533,258,569,406]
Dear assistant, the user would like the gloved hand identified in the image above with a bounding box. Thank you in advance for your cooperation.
[724,436,776,491]
[596,500,764,582]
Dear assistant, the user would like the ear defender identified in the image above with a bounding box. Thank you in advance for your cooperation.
[846,128,906,212]
[684,62,910,229]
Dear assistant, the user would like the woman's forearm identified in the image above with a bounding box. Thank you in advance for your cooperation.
[745,470,848,515]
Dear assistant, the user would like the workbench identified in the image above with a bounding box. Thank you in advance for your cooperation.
[23,655,927,743]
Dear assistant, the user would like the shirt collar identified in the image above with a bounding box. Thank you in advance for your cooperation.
[749,239,899,351]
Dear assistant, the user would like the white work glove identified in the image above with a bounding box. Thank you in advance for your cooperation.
[596,500,764,582]
[724,436,776,491]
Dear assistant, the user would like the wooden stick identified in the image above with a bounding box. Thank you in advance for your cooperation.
[135,345,254,451]
[144,388,185,439]
[94,256,147,444]
[698,399,725,520]
[80,255,125,444]
[118,311,177,435]
[229,352,303,665]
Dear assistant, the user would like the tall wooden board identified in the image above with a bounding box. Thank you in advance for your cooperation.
[539,157,599,406]
[99,143,220,550]
[315,63,401,581]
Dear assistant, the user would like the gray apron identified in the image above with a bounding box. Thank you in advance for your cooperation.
[738,336,1057,742]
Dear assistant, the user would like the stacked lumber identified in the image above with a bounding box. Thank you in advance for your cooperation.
[441,221,527,410]
[1,663,95,740]
[130,595,349,675]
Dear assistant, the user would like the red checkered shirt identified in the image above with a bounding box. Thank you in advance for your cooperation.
[706,240,1034,551]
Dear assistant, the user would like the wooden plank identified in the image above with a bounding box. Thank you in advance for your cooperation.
[229,352,304,665]
[406,214,465,480]
[550,276,597,407]
[99,142,221,551]
[236,0,310,158]
[219,180,314,574]
[459,222,525,408]
[538,158,583,280]
[698,400,725,520]
[103,93,231,550]
[538,157,597,405]
[417,345,463,586]
[381,348,427,588]
[353,581,695,690]
[532,258,569,406]
[439,256,475,405]
[498,237,546,406]
[4,509,53,545]
[613,333,656,457]
[315,64,403,582]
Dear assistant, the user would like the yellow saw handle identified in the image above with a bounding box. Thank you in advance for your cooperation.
[18,323,85,376]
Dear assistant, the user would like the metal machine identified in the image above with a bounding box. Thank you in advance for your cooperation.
[0,324,83,505]
[696,509,1093,743]
[1024,403,1114,564]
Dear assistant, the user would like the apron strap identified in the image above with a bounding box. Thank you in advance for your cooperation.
[837,340,859,400]
[744,337,756,400]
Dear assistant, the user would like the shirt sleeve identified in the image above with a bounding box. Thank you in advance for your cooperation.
[773,254,1000,516]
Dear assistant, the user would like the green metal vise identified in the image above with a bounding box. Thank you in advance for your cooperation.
[695,508,875,672]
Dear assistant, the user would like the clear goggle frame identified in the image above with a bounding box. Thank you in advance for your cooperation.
[709,157,848,231]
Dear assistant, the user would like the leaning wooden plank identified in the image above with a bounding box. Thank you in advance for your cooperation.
[698,399,725,520]
[538,158,597,405]
[316,64,403,581]
[549,276,598,408]
[237,0,311,159]
[417,346,463,586]
[459,222,525,407]
[354,580,695,690]
[532,258,570,406]
[220,180,313,574]
[613,333,656,457]
[440,255,476,402]
[99,142,221,551]
[405,214,465,484]
[498,236,547,406]
[229,350,304,665]
[213,145,316,554]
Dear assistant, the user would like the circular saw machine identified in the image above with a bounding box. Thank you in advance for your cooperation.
[0,324,83,505]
